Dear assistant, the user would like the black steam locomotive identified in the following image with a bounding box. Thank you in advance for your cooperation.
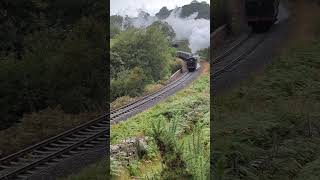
[245,0,280,32]
[176,51,198,72]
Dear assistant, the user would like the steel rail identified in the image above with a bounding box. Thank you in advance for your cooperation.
[211,34,267,78]
[212,33,251,64]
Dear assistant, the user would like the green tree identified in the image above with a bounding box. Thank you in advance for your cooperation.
[155,7,172,19]
[111,26,172,82]
[175,40,192,52]
[149,21,176,41]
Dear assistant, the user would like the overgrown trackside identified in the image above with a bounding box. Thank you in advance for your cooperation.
[213,17,320,179]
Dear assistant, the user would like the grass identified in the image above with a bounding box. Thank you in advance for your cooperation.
[68,69,210,179]
[213,13,320,180]
[111,73,210,145]
[111,73,210,179]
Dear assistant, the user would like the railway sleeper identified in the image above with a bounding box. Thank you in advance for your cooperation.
[49,143,69,147]
[89,140,103,144]
[96,122,107,126]
[69,150,80,154]
[43,146,63,151]
[84,128,104,133]
[95,137,107,141]
[50,158,61,162]
[17,157,34,163]
[76,147,90,151]
[57,140,75,144]
[0,164,11,169]
[90,125,106,129]
[64,137,85,142]
[83,143,95,148]
[72,134,92,139]
[25,153,47,159]
[34,165,49,170]
[76,131,96,135]
[34,149,51,154]
[60,154,72,158]
[44,161,58,166]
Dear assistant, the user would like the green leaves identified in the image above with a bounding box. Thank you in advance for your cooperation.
[110,25,174,101]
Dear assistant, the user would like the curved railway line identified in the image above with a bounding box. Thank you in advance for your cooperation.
[211,32,267,78]
[0,69,199,180]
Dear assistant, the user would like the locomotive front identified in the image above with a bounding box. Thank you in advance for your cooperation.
[245,0,280,32]
[176,51,198,72]
[186,57,197,72]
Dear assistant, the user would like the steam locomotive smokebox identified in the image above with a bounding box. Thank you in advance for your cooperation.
[227,0,250,35]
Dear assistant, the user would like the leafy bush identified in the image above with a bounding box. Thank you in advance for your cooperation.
[110,26,175,101]
[111,67,148,100]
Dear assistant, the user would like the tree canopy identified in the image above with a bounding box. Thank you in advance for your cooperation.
[110,26,175,100]
[0,0,107,129]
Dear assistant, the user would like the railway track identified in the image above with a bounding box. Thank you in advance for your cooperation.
[0,69,198,180]
[211,32,267,78]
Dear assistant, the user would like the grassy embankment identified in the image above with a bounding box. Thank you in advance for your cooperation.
[63,62,210,179]
[213,1,320,179]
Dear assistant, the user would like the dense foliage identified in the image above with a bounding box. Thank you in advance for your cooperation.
[175,40,192,52]
[0,0,106,129]
[149,21,176,41]
[155,7,172,19]
[197,48,210,60]
[110,26,176,101]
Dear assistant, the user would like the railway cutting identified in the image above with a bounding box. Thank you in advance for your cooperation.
[0,61,201,180]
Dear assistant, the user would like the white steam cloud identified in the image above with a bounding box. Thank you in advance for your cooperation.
[128,8,210,53]
[131,10,158,28]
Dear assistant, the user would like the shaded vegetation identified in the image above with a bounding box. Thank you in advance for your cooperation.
[0,107,99,157]
[213,28,320,180]
[61,159,109,180]
[0,0,106,130]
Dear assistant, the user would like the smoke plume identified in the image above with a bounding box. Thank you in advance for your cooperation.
[127,8,210,53]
